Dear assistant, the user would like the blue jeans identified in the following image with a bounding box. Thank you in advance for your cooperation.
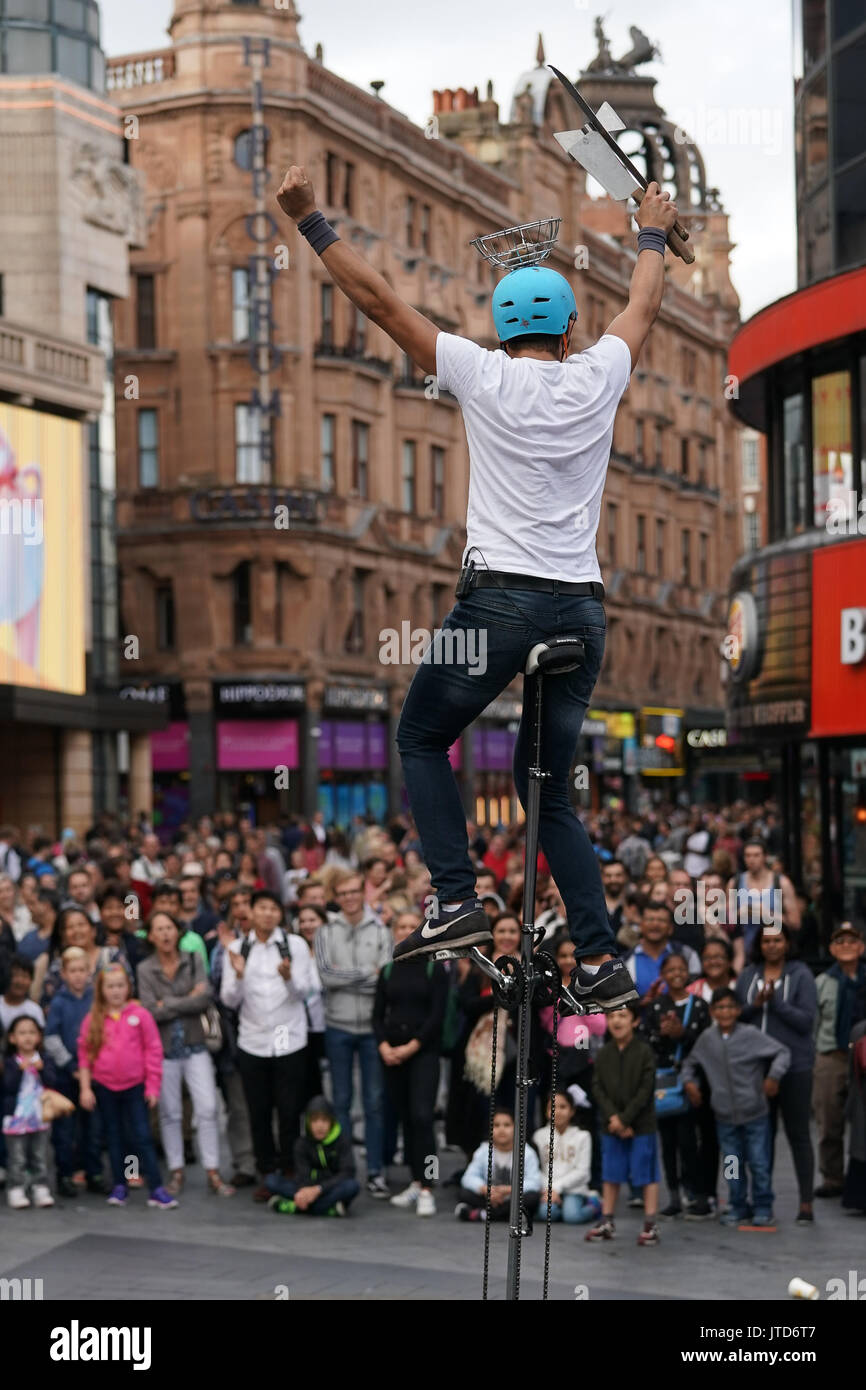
[92,1082,163,1193]
[539,1193,600,1224]
[52,1074,103,1179]
[265,1174,360,1213]
[397,587,617,959]
[324,1028,385,1175]
[716,1116,774,1217]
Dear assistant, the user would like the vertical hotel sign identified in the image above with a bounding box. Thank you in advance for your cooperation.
[0,406,85,695]
[242,35,280,476]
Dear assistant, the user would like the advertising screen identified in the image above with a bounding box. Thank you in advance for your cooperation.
[0,405,85,694]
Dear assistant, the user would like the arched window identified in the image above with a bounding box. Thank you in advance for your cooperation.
[234,127,270,172]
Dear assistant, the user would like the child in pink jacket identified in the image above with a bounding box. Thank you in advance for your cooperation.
[77,962,176,1209]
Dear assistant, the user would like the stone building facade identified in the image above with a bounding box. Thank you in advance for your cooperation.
[0,7,159,836]
[110,1,745,827]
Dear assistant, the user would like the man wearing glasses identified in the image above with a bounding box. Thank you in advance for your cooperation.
[314,870,393,1198]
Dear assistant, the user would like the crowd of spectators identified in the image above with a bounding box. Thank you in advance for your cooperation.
[0,800,864,1249]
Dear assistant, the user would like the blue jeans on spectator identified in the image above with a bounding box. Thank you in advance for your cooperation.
[716,1116,774,1219]
[92,1082,163,1193]
[397,588,617,960]
[52,1073,103,1178]
[539,1192,601,1224]
[265,1173,360,1212]
[325,1028,385,1176]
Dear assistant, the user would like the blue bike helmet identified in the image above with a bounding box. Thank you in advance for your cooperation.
[491,266,578,345]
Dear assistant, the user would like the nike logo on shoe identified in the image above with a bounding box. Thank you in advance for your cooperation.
[420,920,452,939]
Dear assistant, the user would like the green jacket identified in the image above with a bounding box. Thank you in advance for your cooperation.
[592,1035,657,1136]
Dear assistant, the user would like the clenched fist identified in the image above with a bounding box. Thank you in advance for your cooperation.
[636,181,678,233]
[276,165,317,222]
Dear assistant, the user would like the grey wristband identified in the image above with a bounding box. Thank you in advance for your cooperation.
[297,210,340,255]
[637,226,668,256]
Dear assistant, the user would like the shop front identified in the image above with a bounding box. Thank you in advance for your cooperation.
[119,682,189,835]
[214,680,306,821]
[317,684,390,829]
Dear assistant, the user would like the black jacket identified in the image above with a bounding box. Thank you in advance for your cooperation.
[293,1122,355,1199]
[592,1036,657,1136]
[640,993,711,1070]
[372,959,448,1051]
[2,1051,59,1119]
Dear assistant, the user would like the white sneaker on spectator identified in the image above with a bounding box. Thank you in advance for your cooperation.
[7,1187,30,1209]
[416,1189,436,1218]
[32,1185,55,1208]
[390,1181,421,1209]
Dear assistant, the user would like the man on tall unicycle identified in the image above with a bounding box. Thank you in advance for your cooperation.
[277,165,679,1013]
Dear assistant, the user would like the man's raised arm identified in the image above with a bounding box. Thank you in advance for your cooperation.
[277,165,439,376]
[605,182,679,370]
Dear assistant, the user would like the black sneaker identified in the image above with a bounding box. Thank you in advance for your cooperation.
[813,1183,843,1198]
[58,1177,79,1199]
[661,1201,682,1218]
[795,1205,814,1224]
[569,958,638,1012]
[392,899,492,962]
[684,1197,713,1220]
[366,1174,391,1199]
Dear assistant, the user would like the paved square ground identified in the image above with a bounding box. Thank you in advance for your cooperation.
[1,1135,862,1301]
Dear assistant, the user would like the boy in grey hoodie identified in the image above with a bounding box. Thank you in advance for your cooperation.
[681,988,790,1227]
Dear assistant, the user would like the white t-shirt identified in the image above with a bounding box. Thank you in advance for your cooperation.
[435,331,632,583]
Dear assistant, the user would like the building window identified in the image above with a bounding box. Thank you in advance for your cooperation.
[680,437,689,478]
[655,518,665,577]
[344,569,365,654]
[326,152,339,206]
[636,514,646,572]
[402,440,417,513]
[406,195,416,247]
[742,435,759,486]
[232,562,252,647]
[681,346,696,387]
[348,304,366,355]
[699,532,708,587]
[235,403,266,483]
[351,419,369,498]
[136,274,155,348]
[783,392,807,537]
[234,126,269,171]
[635,419,644,464]
[698,441,708,486]
[138,409,158,488]
[431,445,445,517]
[320,283,334,347]
[343,161,355,215]
[655,425,664,469]
[744,510,760,551]
[812,370,852,528]
[155,582,175,650]
[0,273,3,317]
[681,529,691,585]
[606,501,617,565]
[321,414,336,491]
[420,203,431,254]
[232,268,252,342]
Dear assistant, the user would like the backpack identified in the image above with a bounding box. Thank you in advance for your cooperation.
[241,929,292,962]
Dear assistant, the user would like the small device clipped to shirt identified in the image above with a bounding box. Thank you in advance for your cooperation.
[455,558,477,599]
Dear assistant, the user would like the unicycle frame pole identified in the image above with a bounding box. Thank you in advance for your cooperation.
[505,671,546,1300]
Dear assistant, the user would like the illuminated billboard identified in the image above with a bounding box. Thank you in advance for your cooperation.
[0,405,85,695]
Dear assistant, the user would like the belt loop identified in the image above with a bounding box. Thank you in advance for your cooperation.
[552,579,559,598]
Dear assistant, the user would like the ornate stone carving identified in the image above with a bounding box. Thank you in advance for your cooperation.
[72,143,145,245]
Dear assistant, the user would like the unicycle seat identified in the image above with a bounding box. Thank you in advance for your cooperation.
[525,636,585,676]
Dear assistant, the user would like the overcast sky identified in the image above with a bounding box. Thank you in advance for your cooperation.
[100,0,797,322]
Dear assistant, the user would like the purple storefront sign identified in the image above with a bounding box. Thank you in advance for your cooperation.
[216,720,299,771]
[318,720,388,770]
[475,728,515,771]
[151,722,190,773]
